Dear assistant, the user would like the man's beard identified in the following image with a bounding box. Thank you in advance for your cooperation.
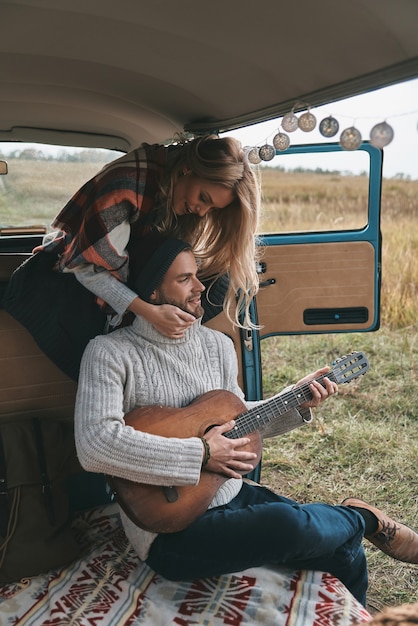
[154,291,204,319]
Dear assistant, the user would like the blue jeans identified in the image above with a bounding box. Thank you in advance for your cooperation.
[146,482,368,606]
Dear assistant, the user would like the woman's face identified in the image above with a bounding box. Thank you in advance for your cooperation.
[172,173,235,217]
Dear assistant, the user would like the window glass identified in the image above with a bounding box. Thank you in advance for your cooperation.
[0,142,371,235]
[0,143,123,231]
[258,149,370,234]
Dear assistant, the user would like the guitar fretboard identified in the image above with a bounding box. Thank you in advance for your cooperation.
[224,371,337,440]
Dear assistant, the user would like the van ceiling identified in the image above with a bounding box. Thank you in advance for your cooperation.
[0,0,417,151]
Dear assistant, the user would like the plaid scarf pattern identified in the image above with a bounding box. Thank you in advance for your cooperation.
[47,143,167,283]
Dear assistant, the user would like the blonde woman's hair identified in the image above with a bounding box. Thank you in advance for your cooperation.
[156,134,261,329]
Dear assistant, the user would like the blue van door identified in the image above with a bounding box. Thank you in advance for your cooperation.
[240,141,382,402]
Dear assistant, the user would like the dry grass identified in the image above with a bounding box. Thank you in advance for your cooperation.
[0,160,106,225]
[379,179,418,329]
[259,328,418,612]
[260,169,369,231]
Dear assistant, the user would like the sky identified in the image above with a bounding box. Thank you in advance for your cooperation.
[226,77,418,180]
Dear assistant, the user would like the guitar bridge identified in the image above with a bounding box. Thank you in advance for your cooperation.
[162,486,178,503]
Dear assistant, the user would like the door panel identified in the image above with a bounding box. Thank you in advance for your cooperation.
[255,141,382,339]
[257,240,376,335]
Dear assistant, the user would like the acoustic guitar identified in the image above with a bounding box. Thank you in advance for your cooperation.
[108,351,369,533]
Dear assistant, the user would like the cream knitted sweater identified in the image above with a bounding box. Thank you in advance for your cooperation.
[75,316,310,559]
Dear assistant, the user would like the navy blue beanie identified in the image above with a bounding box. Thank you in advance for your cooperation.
[128,236,192,302]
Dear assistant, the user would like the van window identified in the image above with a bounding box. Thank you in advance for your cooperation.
[0,143,122,232]
[258,147,370,234]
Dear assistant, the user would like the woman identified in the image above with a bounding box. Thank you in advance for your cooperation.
[3,135,261,379]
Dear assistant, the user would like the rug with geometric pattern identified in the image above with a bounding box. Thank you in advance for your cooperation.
[0,504,372,626]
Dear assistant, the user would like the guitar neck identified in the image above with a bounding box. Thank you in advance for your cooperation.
[224,371,337,440]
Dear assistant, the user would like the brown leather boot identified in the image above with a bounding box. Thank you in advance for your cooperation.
[341,497,418,564]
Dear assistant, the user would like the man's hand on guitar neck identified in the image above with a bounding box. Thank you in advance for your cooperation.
[200,367,338,479]
[203,420,258,480]
[294,366,339,409]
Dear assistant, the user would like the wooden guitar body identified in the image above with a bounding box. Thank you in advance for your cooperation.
[107,389,263,533]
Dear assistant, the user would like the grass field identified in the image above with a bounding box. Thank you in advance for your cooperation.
[1,158,417,611]
[260,329,417,612]
[257,168,418,612]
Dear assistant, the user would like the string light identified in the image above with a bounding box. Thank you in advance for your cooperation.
[244,102,417,164]
[259,144,275,161]
[369,121,394,148]
[340,126,362,150]
[319,115,339,137]
[281,112,299,132]
[273,132,290,151]
[298,110,317,132]
[247,147,262,164]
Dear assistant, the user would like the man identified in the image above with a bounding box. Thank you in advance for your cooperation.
[75,236,418,608]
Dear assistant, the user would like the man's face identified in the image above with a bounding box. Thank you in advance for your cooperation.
[150,250,205,318]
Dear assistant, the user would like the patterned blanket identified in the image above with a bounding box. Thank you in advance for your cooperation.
[0,504,372,626]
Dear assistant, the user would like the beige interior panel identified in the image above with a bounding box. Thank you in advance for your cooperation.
[256,241,376,335]
[0,254,77,421]
[0,307,242,422]
[0,310,77,421]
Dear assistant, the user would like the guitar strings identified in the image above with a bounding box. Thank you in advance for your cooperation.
[225,354,367,440]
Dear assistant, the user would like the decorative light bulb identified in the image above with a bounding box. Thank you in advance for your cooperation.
[298,111,317,132]
[273,132,290,151]
[247,147,262,164]
[369,121,394,148]
[258,144,275,161]
[319,116,339,138]
[339,126,362,151]
[282,112,299,132]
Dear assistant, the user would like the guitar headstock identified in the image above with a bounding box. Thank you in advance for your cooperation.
[332,351,370,384]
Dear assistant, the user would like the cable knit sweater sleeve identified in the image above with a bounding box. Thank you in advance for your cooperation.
[72,257,138,316]
[74,339,204,487]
